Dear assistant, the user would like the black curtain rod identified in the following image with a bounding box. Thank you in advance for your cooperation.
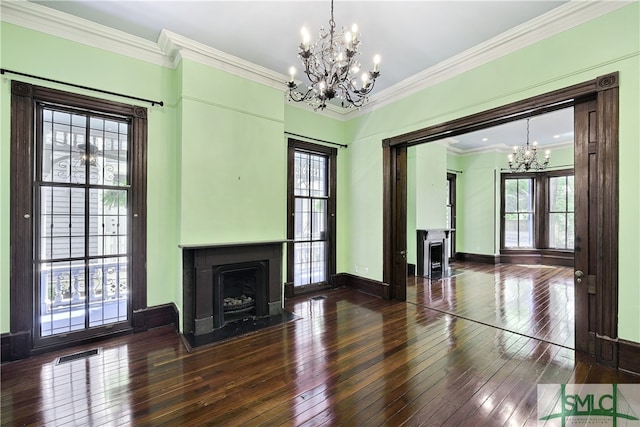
[284,131,347,148]
[447,169,463,174]
[1,68,164,107]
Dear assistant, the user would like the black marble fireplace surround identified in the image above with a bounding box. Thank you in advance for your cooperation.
[181,241,286,344]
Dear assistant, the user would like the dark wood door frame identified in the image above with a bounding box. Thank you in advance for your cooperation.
[383,73,619,366]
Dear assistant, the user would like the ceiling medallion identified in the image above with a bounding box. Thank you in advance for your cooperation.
[286,0,380,111]
[507,118,551,172]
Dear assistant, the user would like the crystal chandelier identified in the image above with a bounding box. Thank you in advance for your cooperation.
[286,0,380,111]
[507,118,550,172]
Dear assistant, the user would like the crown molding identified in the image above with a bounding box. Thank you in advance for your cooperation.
[1,0,632,119]
[351,0,633,118]
[0,0,172,68]
[157,29,286,92]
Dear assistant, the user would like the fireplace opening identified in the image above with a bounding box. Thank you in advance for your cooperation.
[428,242,443,278]
[213,261,268,328]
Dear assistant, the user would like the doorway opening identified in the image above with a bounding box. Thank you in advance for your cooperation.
[383,73,619,366]
[407,107,575,348]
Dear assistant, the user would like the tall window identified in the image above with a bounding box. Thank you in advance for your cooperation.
[287,140,337,295]
[501,170,574,251]
[548,175,575,249]
[10,82,147,351]
[503,178,534,248]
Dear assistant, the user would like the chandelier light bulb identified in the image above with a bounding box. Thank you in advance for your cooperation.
[373,54,381,72]
[351,24,358,34]
[361,72,369,86]
[289,67,296,82]
[301,27,311,49]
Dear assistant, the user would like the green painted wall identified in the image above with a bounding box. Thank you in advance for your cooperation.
[345,3,639,342]
[178,61,286,245]
[0,22,345,334]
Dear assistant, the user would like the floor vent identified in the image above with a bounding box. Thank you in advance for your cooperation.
[311,295,328,301]
[56,348,101,365]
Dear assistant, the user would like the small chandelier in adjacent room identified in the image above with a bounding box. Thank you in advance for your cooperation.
[286,0,380,111]
[507,118,550,172]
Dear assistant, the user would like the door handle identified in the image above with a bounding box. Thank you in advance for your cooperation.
[575,270,584,283]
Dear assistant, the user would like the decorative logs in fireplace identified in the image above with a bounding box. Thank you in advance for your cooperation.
[181,241,286,337]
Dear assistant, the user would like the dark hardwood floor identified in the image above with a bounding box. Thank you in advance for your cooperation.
[408,262,575,349]
[2,263,637,426]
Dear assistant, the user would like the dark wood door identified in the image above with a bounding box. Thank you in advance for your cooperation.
[573,99,597,355]
[573,79,619,366]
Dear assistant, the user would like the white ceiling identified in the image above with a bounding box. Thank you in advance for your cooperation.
[26,0,576,152]
[30,0,567,95]
[445,107,574,153]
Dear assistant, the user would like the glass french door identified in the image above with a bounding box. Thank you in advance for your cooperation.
[287,140,337,294]
[35,105,130,343]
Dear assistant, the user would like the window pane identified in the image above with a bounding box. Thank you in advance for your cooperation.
[505,180,517,212]
[549,176,567,212]
[504,214,518,247]
[89,189,128,256]
[311,241,326,283]
[41,109,105,185]
[518,179,533,212]
[518,213,533,247]
[293,242,311,286]
[549,212,567,249]
[311,199,327,240]
[567,213,575,249]
[88,257,128,327]
[294,152,309,196]
[39,260,86,336]
[309,154,327,197]
[294,198,310,240]
[40,187,85,260]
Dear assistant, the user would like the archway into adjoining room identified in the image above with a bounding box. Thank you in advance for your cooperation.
[382,73,619,367]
